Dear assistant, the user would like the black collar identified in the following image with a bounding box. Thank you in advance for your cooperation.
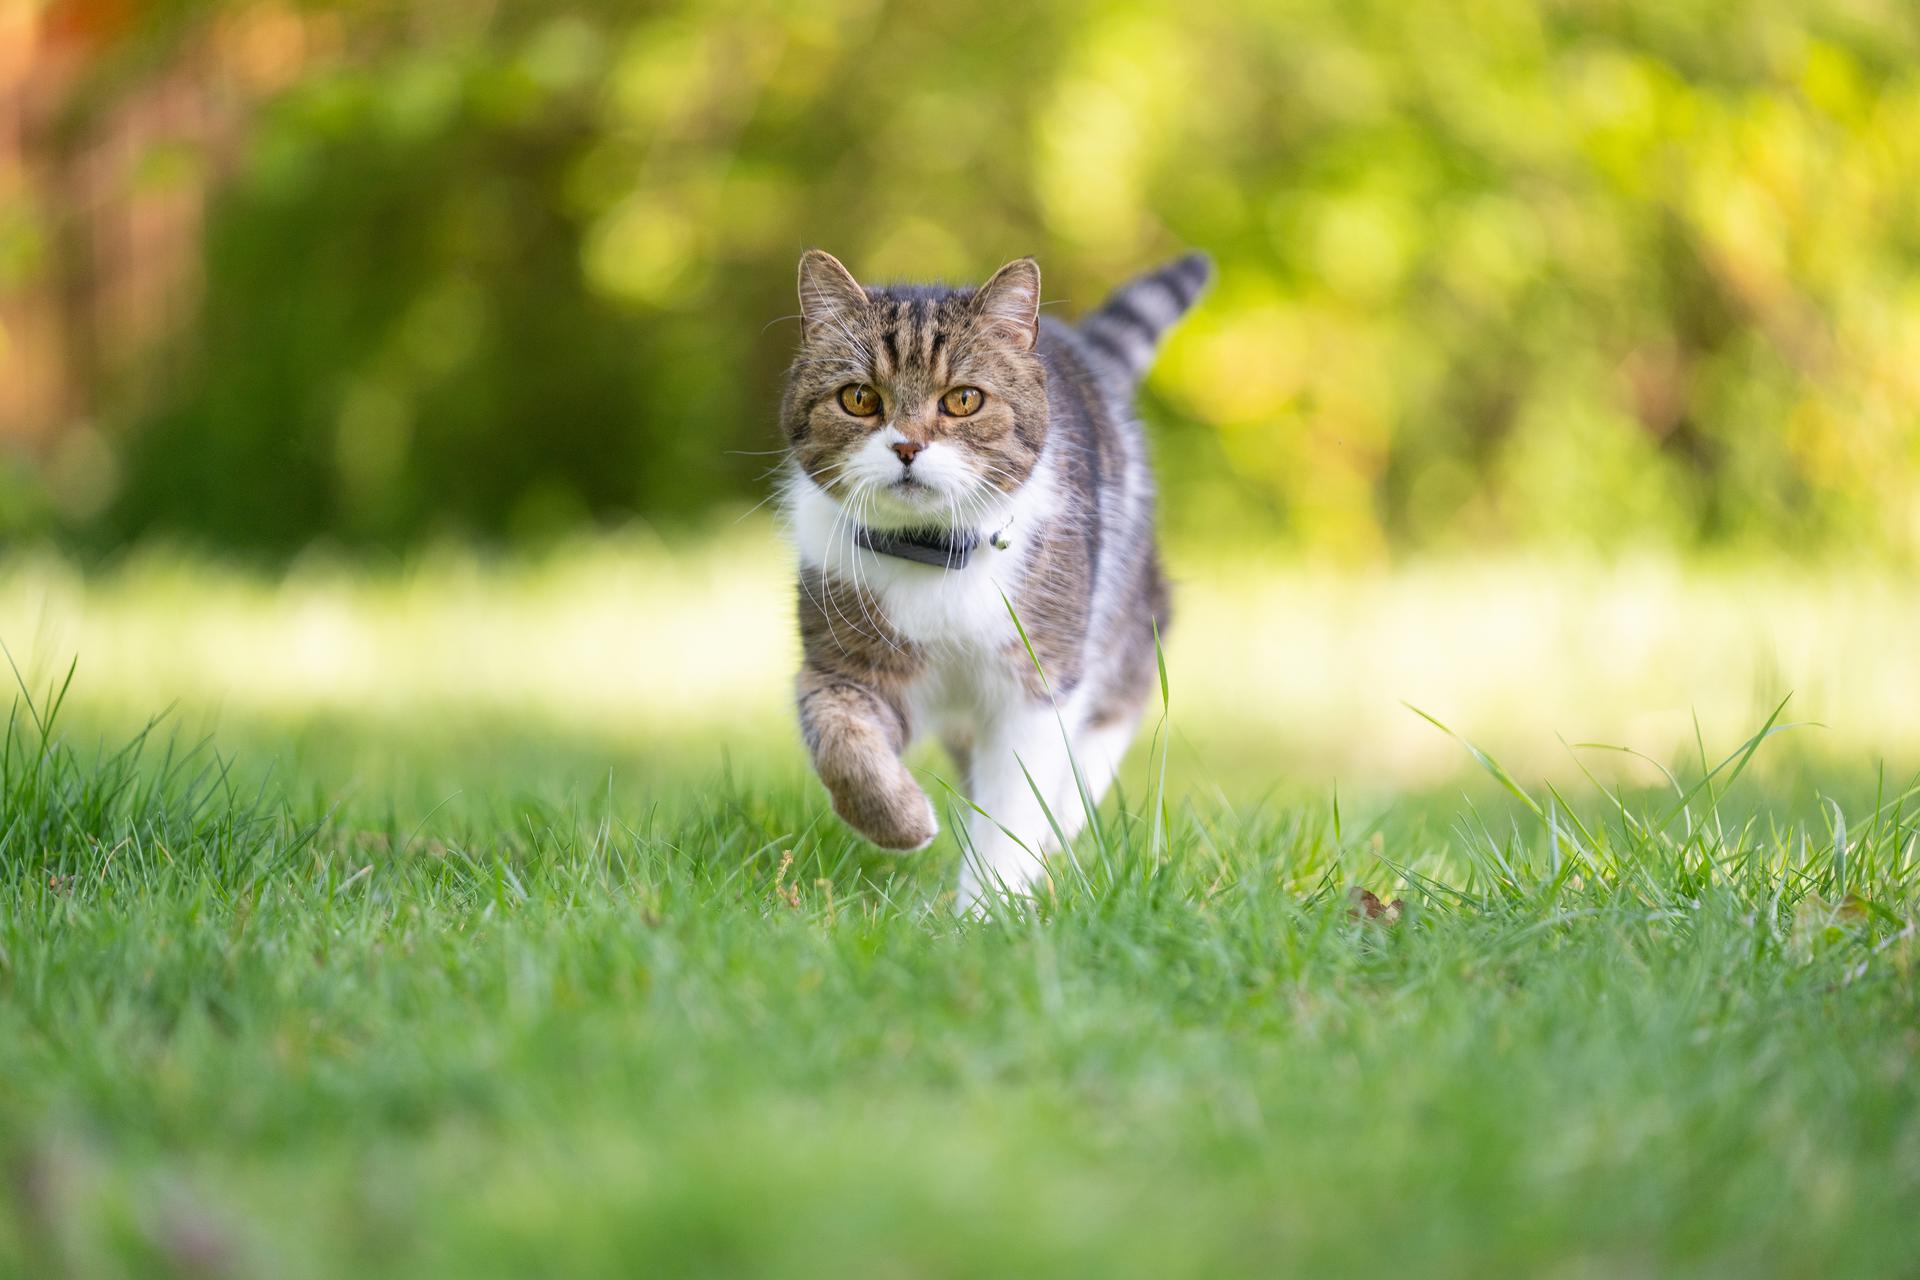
[856,524,979,570]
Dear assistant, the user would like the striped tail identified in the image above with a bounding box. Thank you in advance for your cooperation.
[1077,252,1213,384]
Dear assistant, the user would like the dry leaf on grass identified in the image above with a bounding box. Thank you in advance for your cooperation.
[1347,886,1404,924]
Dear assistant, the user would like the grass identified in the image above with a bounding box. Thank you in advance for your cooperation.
[10,530,1920,785]
[3,646,1919,1278]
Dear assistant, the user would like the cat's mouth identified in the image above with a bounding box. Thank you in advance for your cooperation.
[865,472,947,521]
[886,474,943,501]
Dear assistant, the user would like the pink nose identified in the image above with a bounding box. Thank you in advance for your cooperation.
[890,440,925,465]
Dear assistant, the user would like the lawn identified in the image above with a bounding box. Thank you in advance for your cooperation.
[3,541,1919,1277]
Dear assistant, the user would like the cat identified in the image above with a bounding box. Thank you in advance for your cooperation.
[779,248,1210,910]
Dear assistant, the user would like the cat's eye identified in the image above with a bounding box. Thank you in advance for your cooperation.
[941,386,984,417]
[837,384,881,417]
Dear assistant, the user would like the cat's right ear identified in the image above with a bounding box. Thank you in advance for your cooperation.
[797,250,866,341]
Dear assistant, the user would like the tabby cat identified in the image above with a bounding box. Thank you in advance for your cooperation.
[780,249,1210,909]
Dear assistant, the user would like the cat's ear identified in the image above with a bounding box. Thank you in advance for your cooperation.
[972,257,1041,350]
[797,249,866,340]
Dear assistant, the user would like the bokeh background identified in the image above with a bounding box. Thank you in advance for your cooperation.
[2,0,1919,788]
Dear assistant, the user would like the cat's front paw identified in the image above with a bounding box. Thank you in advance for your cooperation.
[831,772,938,852]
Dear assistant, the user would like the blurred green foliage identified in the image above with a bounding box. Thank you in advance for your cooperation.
[12,0,1920,555]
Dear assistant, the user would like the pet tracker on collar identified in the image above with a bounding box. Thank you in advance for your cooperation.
[856,525,980,569]
[855,516,1016,569]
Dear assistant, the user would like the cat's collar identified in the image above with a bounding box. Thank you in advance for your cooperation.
[856,517,1014,570]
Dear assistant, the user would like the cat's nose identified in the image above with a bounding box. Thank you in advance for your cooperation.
[890,440,925,466]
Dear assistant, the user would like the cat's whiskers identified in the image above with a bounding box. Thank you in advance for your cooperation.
[794,460,870,537]
[847,482,905,655]
[957,469,1016,528]
[966,459,1028,497]
[819,479,875,651]
[943,485,964,561]
[833,478,877,639]
[735,454,809,524]
[957,485,997,534]
[854,486,895,646]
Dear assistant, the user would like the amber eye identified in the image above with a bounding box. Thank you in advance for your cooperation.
[837,384,881,417]
[941,386,984,417]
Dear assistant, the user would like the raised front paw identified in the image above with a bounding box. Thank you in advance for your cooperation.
[830,768,938,851]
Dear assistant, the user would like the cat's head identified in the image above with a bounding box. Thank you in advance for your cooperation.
[781,251,1048,529]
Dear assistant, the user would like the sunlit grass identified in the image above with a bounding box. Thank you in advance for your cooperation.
[1,655,1917,1276]
[4,537,1919,1275]
[4,527,1917,792]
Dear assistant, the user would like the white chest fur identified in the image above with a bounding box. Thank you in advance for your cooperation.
[786,464,1062,742]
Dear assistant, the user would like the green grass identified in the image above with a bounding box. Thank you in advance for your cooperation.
[13,535,1920,788]
[3,669,1918,1279]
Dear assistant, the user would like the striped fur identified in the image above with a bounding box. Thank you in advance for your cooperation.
[779,249,1209,910]
[1075,252,1214,385]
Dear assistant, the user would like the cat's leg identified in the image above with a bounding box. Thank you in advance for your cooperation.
[939,729,974,793]
[1067,637,1159,818]
[797,667,936,851]
[955,705,1085,910]
[1072,707,1143,811]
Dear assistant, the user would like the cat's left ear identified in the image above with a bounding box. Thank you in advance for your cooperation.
[973,257,1041,350]
[798,249,867,341]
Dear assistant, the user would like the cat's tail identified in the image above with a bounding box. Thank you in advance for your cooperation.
[1076,252,1213,385]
